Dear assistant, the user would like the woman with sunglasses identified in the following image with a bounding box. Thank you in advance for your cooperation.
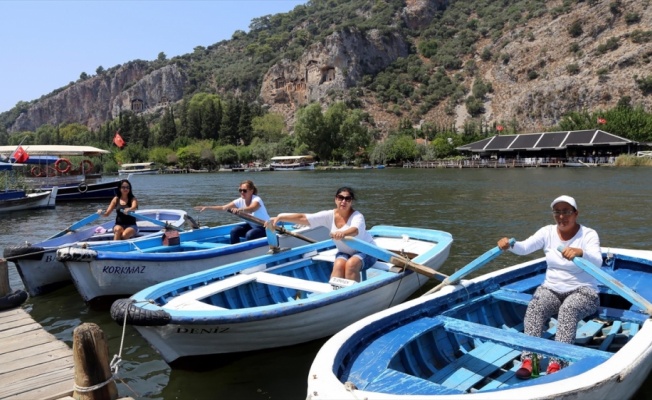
[97,179,139,240]
[497,195,601,379]
[194,180,269,244]
[266,187,376,282]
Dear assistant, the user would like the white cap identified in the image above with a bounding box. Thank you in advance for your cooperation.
[551,195,577,210]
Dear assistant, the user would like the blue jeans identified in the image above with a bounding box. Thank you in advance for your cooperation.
[230,223,266,244]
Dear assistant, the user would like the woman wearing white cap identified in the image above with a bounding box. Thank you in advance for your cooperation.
[497,195,601,379]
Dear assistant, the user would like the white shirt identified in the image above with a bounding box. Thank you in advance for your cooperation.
[510,224,601,292]
[233,195,270,227]
[305,209,375,255]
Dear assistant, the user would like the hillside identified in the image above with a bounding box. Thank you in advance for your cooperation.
[1,0,651,137]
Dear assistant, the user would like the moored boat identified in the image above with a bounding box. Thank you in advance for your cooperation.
[57,224,331,304]
[270,155,317,171]
[109,225,453,364]
[4,209,189,296]
[0,187,57,213]
[307,248,652,400]
[118,162,160,175]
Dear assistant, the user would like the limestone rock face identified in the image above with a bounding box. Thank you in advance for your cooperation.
[260,28,409,110]
[401,0,447,30]
[10,63,186,132]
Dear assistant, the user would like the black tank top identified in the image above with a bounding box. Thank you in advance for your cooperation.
[115,198,137,226]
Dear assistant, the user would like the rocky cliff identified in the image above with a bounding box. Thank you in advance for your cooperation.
[5,0,652,135]
[10,63,187,132]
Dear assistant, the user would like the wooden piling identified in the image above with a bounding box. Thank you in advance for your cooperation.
[0,259,10,297]
[72,323,118,400]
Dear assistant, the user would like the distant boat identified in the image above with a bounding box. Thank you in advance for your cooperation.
[270,156,316,171]
[0,145,118,201]
[0,161,57,213]
[118,162,160,175]
[0,187,57,214]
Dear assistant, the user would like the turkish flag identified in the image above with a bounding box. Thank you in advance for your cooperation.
[597,117,607,124]
[12,146,29,163]
[496,125,504,132]
[113,132,125,148]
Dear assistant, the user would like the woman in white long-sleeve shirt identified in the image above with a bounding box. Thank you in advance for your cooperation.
[497,195,601,379]
[267,187,376,282]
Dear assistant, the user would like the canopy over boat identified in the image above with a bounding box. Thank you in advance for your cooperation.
[0,145,110,157]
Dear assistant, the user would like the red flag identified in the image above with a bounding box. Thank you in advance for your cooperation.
[113,132,125,148]
[597,117,607,124]
[12,146,29,163]
[496,125,504,132]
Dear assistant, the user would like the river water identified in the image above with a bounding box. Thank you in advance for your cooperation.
[1,167,651,399]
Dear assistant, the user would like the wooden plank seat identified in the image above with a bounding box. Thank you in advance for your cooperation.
[254,272,332,293]
[440,316,612,362]
[165,274,257,310]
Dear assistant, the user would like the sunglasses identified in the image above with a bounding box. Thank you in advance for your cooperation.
[336,194,353,202]
[239,188,249,193]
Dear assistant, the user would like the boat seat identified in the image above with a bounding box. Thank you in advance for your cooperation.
[439,316,612,362]
[165,274,257,308]
[165,298,227,311]
[178,241,230,249]
[254,272,332,293]
[428,341,521,391]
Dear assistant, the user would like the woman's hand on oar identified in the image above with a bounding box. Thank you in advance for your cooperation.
[342,236,446,280]
[228,209,317,244]
[423,238,515,296]
[557,246,652,315]
[47,213,102,240]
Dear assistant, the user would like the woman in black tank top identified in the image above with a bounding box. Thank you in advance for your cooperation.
[97,179,139,240]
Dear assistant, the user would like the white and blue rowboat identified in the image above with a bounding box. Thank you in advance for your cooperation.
[110,226,453,364]
[0,187,57,213]
[4,209,189,296]
[306,248,652,400]
[57,223,331,305]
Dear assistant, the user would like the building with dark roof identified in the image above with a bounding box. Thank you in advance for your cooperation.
[457,130,637,163]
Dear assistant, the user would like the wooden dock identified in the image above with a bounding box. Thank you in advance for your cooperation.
[0,307,75,400]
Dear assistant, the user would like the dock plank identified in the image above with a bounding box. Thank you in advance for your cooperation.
[0,308,74,400]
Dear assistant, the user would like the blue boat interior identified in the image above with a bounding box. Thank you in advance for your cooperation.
[161,249,395,309]
[337,253,652,395]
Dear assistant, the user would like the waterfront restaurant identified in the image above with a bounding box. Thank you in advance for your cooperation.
[456,129,638,166]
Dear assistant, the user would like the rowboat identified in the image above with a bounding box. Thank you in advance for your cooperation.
[57,223,331,304]
[0,187,57,213]
[307,248,652,400]
[3,209,189,296]
[109,226,453,364]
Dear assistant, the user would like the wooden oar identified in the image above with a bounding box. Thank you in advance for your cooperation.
[342,236,446,279]
[47,213,101,239]
[558,246,652,315]
[423,238,515,296]
[125,211,184,231]
[226,209,317,244]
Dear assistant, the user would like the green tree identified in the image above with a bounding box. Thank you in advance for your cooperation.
[252,112,286,142]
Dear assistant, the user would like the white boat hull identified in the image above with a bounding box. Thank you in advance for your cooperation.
[306,248,652,400]
[0,188,57,213]
[136,272,430,362]
[10,208,186,296]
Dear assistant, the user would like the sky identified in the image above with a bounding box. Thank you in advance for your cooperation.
[0,0,307,113]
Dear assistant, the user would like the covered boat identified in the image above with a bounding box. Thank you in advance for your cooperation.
[0,145,118,201]
[270,155,316,171]
[4,209,190,296]
[110,226,453,364]
[307,248,652,400]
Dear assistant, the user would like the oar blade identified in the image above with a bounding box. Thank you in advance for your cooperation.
[48,213,101,239]
[343,236,443,279]
[126,211,184,231]
[423,238,514,296]
[558,246,652,315]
